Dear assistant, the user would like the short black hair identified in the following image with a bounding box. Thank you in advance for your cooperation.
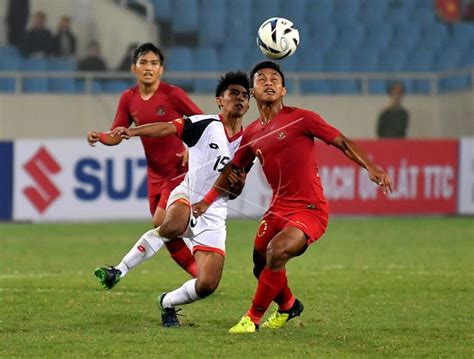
[249,61,285,87]
[132,42,164,65]
[215,71,250,97]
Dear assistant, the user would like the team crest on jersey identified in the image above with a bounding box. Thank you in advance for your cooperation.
[257,220,268,237]
[277,131,286,139]
[156,106,166,116]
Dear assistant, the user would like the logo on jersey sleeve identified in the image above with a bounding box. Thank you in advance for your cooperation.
[277,131,286,139]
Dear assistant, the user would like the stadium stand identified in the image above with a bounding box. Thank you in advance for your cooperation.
[0,0,473,94]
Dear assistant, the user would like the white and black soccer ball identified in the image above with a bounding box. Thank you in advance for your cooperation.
[256,17,300,60]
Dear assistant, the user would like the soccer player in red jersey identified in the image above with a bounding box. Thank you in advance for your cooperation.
[87,43,202,289]
[192,61,393,333]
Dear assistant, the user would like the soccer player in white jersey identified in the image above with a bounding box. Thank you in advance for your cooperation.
[109,71,250,327]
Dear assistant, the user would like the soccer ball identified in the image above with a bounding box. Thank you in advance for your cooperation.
[256,17,300,60]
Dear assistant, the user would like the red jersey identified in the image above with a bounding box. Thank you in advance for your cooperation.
[232,106,340,210]
[112,82,202,184]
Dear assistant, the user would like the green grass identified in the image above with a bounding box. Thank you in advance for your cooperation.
[0,218,473,358]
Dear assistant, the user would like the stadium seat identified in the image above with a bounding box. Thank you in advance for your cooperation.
[225,1,252,49]
[438,74,471,92]
[47,58,76,93]
[310,24,337,52]
[165,46,194,90]
[351,48,379,72]
[361,23,393,50]
[404,48,434,72]
[0,48,20,93]
[280,0,308,26]
[198,0,225,47]
[359,0,389,22]
[151,0,172,21]
[218,46,246,72]
[103,80,132,93]
[22,58,49,93]
[335,24,365,50]
[193,47,219,93]
[378,47,406,72]
[253,0,281,28]
[418,23,448,51]
[171,0,198,34]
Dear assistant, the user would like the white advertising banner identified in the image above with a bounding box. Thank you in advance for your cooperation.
[458,137,474,214]
[14,138,149,222]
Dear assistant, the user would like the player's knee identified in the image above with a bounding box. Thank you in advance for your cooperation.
[266,243,290,267]
[158,221,182,239]
[195,278,219,298]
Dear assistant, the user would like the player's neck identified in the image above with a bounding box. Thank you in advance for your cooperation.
[258,101,283,124]
[138,80,160,100]
[221,114,242,137]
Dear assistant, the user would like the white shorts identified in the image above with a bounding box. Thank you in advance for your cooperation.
[167,182,226,256]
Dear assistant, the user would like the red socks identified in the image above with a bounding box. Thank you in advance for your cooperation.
[247,267,289,324]
[274,284,295,312]
[165,239,198,278]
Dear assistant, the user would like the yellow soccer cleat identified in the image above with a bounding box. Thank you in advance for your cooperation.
[228,315,258,334]
[261,299,304,329]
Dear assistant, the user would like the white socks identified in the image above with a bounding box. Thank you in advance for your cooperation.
[162,279,201,308]
[116,228,168,277]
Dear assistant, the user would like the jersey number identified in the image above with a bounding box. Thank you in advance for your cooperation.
[213,155,230,172]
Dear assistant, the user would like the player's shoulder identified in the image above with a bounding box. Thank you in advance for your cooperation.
[159,81,186,96]
[285,106,326,123]
[187,114,220,123]
[120,85,139,98]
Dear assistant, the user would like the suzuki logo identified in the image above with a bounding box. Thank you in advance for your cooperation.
[23,147,61,213]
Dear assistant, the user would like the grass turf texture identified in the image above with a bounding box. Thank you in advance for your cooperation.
[0,218,472,358]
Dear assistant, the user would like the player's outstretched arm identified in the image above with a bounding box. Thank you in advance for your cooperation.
[228,169,247,200]
[192,164,234,216]
[87,130,122,147]
[111,122,177,139]
[332,134,393,194]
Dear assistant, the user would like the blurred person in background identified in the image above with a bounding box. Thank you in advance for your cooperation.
[376,82,410,138]
[117,42,139,71]
[21,11,54,58]
[78,40,107,71]
[53,16,76,57]
[5,0,29,48]
[87,43,203,289]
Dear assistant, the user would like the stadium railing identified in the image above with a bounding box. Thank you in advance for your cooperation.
[0,68,472,95]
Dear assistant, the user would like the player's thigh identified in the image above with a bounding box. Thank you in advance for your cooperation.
[254,213,285,254]
[159,200,190,238]
[266,226,308,266]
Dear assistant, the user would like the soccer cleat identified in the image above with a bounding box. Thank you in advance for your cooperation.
[157,292,180,328]
[228,315,258,334]
[94,265,121,290]
[261,298,304,329]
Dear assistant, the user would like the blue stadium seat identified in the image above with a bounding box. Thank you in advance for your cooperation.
[433,48,462,71]
[225,1,252,49]
[193,47,219,93]
[152,0,172,21]
[361,23,393,50]
[335,25,365,50]
[306,0,334,26]
[218,46,246,72]
[280,0,308,25]
[359,0,389,22]
[323,49,360,93]
[378,47,406,71]
[165,46,194,90]
[389,28,420,52]
[103,80,132,93]
[438,74,471,92]
[0,48,20,92]
[404,48,434,71]
[351,48,379,72]
[450,23,474,50]
[198,0,225,46]
[171,0,198,33]
[311,24,337,52]
[22,58,49,93]
[253,0,281,27]
[419,23,448,51]
[47,58,76,93]
[296,48,329,94]
[460,46,474,67]
[412,6,437,26]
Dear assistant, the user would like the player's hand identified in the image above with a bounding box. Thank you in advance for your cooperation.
[176,148,189,167]
[228,169,246,199]
[192,200,210,217]
[87,130,100,147]
[111,126,132,140]
[368,165,393,195]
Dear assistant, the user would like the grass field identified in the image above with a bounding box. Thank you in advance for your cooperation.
[0,217,473,358]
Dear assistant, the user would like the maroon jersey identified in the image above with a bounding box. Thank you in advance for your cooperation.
[112,82,202,184]
[232,106,340,210]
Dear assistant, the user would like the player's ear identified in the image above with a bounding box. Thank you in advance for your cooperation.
[215,96,223,109]
[281,86,287,97]
[130,64,136,74]
[250,88,255,98]
[158,66,164,77]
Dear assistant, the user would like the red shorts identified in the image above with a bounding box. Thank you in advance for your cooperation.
[254,206,329,253]
[148,175,183,215]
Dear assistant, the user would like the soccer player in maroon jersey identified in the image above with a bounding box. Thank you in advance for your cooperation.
[87,43,202,289]
[192,61,393,333]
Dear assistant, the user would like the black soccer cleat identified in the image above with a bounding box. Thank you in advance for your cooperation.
[94,265,121,290]
[158,292,181,328]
